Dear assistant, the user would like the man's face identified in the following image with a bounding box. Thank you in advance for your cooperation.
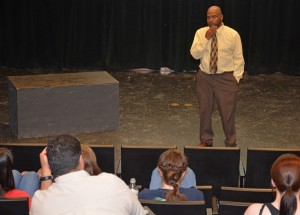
[207,9,223,27]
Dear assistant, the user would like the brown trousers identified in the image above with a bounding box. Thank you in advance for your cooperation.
[196,70,238,146]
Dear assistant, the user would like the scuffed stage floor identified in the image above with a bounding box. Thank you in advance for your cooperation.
[0,68,299,169]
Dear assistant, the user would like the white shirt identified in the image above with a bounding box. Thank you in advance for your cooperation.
[30,171,146,215]
[190,24,245,82]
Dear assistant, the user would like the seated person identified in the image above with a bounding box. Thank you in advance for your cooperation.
[31,135,145,214]
[81,144,101,175]
[149,166,196,189]
[39,144,102,190]
[139,149,204,201]
[244,154,300,215]
[0,147,31,208]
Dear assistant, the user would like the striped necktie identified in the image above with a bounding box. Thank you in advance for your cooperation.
[210,35,218,74]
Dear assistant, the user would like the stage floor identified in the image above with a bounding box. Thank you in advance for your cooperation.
[1,68,299,169]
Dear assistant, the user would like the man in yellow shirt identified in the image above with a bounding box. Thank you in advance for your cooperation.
[190,6,244,147]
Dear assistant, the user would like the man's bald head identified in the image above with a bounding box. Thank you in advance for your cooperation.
[207,6,223,28]
[207,6,222,15]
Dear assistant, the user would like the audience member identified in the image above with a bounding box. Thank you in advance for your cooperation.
[139,149,204,201]
[12,170,39,198]
[0,147,31,208]
[39,144,102,190]
[244,154,300,215]
[81,144,101,175]
[30,135,146,215]
[149,166,196,189]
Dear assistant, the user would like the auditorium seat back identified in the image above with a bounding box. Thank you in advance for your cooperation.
[184,146,240,188]
[219,186,275,203]
[0,198,29,215]
[0,143,114,173]
[196,185,213,210]
[0,143,46,171]
[245,147,300,188]
[120,145,176,189]
[140,199,206,215]
[218,201,251,215]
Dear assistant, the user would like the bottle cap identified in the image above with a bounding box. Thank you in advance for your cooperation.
[130,178,136,183]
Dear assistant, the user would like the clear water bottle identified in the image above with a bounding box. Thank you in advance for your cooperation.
[129,178,139,196]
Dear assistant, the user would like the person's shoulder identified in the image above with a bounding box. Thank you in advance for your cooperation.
[223,25,240,35]
[194,26,209,34]
[223,24,236,31]
[187,167,195,174]
[151,167,159,174]
[92,172,131,190]
[244,203,264,215]
[93,172,119,179]
[93,172,125,183]
[95,172,116,177]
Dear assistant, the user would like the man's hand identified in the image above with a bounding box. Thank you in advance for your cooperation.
[39,147,52,176]
[205,25,217,40]
[39,147,54,190]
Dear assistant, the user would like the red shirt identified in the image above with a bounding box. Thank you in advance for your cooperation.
[4,189,31,209]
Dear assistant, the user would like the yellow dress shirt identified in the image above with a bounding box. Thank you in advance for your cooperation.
[190,24,245,83]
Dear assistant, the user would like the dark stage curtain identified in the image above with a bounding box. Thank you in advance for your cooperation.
[247,0,300,75]
[0,0,109,69]
[0,0,299,75]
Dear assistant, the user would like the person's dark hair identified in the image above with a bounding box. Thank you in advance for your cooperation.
[81,144,101,175]
[47,135,82,178]
[0,147,15,197]
[158,149,188,201]
[271,153,300,215]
